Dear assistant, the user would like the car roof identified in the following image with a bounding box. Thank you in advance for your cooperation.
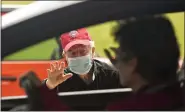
[1,4,26,13]
[2,0,184,58]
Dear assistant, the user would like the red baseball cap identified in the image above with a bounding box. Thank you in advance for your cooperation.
[60,28,94,51]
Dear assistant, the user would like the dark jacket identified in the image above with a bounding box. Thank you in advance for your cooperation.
[37,82,183,111]
[41,59,122,110]
[43,59,121,92]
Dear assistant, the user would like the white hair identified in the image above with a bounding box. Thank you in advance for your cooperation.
[90,41,95,47]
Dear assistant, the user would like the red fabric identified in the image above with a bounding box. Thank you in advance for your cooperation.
[38,84,183,111]
[60,28,92,50]
[39,85,70,111]
[106,91,182,110]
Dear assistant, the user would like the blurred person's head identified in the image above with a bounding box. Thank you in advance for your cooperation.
[114,16,180,92]
[60,28,95,75]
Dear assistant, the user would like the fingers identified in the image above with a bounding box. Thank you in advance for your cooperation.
[49,61,66,74]
[55,61,59,70]
[59,62,65,73]
[110,47,117,53]
[104,48,116,65]
[50,61,61,72]
[61,61,65,69]
[48,61,67,79]
[50,63,56,72]
[47,69,51,77]
[104,49,112,60]
[58,61,62,70]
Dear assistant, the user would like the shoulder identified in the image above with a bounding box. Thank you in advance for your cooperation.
[94,58,116,70]
[94,59,122,88]
[93,59,119,76]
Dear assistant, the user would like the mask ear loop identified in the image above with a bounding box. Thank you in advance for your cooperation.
[89,42,99,89]
[89,41,96,59]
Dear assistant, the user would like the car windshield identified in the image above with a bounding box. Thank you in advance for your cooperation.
[1,1,184,111]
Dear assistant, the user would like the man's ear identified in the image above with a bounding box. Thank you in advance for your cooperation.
[62,51,69,65]
[60,51,69,67]
[62,51,67,60]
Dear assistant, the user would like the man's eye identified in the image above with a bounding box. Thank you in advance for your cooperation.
[72,52,76,56]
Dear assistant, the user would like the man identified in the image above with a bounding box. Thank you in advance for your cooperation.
[45,28,121,92]
[40,28,122,110]
[33,15,184,110]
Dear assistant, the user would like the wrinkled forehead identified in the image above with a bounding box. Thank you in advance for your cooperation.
[67,44,90,52]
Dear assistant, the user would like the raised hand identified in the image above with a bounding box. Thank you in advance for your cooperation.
[46,61,73,89]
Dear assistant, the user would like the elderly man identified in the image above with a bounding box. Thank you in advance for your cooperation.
[44,28,121,92]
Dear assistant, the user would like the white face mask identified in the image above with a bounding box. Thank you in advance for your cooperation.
[67,54,93,75]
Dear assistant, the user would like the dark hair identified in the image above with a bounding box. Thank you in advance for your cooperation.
[114,15,180,84]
